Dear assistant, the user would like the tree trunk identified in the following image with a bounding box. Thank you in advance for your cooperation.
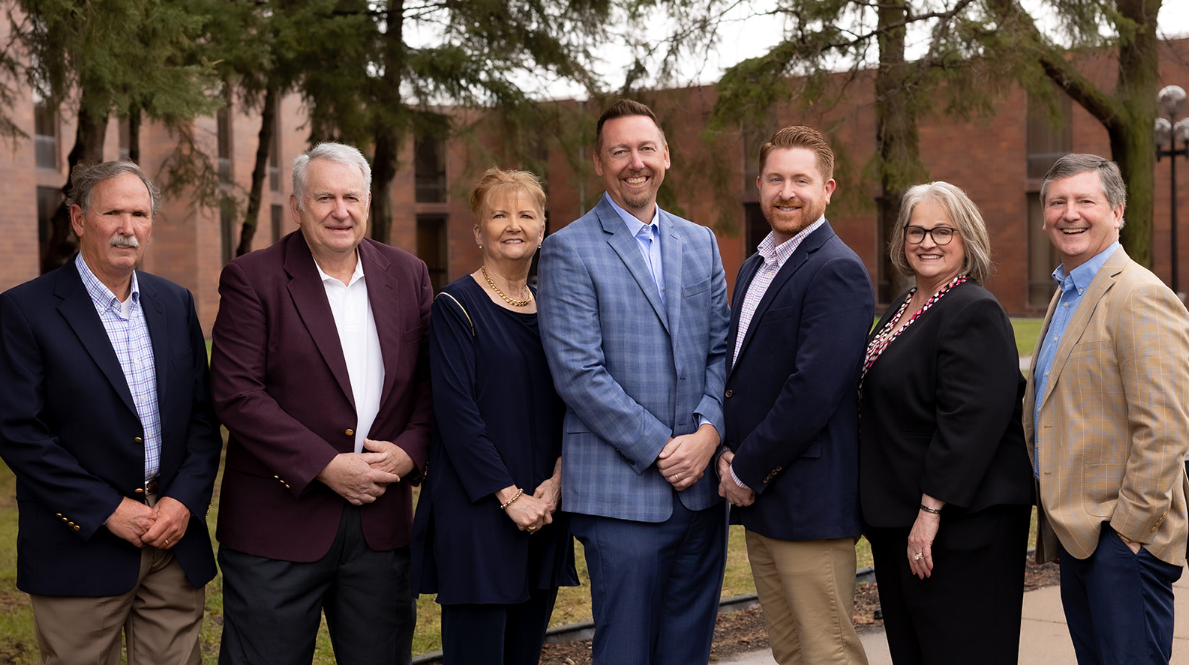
[1108,0,1161,269]
[369,0,404,244]
[874,0,920,301]
[42,91,108,274]
[237,84,278,256]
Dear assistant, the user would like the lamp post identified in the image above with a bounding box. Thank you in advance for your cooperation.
[1156,85,1189,296]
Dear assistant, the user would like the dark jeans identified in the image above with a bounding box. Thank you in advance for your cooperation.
[218,505,416,665]
[1059,524,1183,665]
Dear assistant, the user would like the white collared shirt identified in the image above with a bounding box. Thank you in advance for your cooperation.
[315,254,384,453]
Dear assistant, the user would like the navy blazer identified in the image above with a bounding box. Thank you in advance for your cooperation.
[0,259,222,596]
[724,222,873,541]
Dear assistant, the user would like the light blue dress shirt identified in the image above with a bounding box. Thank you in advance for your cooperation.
[605,193,666,304]
[1032,241,1120,477]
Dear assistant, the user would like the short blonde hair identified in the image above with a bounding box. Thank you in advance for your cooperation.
[469,167,546,220]
[888,182,993,284]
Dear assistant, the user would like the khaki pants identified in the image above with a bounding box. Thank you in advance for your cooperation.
[29,495,205,665]
[746,530,868,665]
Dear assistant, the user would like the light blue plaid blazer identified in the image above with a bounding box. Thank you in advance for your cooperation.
[537,196,730,522]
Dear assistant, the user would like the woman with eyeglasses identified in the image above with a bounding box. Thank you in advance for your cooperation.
[858,182,1034,664]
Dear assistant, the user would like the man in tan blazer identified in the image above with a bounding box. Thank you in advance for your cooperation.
[1025,153,1189,664]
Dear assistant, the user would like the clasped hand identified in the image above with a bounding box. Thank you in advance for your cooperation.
[317,439,415,506]
[716,450,755,507]
[106,496,191,549]
[657,424,720,492]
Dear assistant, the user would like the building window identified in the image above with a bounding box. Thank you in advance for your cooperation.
[1027,88,1072,179]
[271,204,284,243]
[1027,193,1061,307]
[221,201,237,265]
[414,136,447,204]
[269,115,281,192]
[118,116,131,161]
[37,187,63,270]
[217,106,232,183]
[744,202,768,255]
[34,103,57,170]
[416,214,448,292]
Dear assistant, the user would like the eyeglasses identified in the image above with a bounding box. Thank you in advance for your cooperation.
[904,226,957,245]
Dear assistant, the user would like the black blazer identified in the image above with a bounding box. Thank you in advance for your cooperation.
[0,259,222,596]
[859,280,1034,529]
[724,222,874,542]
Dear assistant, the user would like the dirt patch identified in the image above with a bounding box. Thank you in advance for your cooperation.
[539,554,1060,664]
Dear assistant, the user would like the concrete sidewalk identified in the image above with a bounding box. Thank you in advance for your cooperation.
[719,566,1189,664]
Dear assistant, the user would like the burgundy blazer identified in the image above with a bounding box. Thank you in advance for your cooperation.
[210,231,433,562]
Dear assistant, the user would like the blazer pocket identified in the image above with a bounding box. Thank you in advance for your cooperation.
[566,419,592,434]
[1080,462,1124,517]
[402,327,422,344]
[760,306,798,323]
[683,278,711,298]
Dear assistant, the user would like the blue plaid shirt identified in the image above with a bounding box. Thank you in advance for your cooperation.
[75,254,161,482]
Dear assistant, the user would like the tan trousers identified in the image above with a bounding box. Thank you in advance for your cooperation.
[746,530,869,665]
[29,497,205,665]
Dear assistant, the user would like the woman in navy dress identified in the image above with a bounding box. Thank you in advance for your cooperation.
[411,167,576,665]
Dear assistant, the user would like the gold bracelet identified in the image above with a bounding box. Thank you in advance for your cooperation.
[919,504,942,515]
[499,489,523,511]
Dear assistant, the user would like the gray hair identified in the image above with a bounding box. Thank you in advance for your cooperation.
[292,142,372,208]
[67,161,160,216]
[889,181,994,284]
[1040,153,1127,221]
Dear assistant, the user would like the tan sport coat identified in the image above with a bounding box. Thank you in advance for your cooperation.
[1025,248,1189,567]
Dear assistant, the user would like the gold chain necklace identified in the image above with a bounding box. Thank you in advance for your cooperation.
[481,265,532,307]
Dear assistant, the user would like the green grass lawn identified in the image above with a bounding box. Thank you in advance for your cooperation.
[2,324,1037,659]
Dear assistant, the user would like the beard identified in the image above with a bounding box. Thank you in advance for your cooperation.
[763,198,825,238]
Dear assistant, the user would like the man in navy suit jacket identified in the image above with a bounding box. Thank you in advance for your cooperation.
[718,127,873,664]
[0,161,223,663]
[538,99,731,664]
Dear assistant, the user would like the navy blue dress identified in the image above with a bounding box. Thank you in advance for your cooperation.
[411,276,577,605]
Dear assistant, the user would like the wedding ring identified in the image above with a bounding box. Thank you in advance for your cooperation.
[674,473,682,482]
[164,539,170,546]
[913,552,923,561]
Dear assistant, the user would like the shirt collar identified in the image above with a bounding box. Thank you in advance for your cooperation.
[75,252,139,310]
[605,192,660,236]
[757,216,826,268]
[1051,241,1120,293]
[314,251,365,287]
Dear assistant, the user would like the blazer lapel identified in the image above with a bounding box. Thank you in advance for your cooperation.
[600,202,670,333]
[1037,249,1127,413]
[138,274,171,409]
[284,234,356,409]
[1023,286,1060,446]
[54,262,138,416]
[727,255,763,376]
[660,211,683,341]
[732,222,833,371]
[360,241,403,404]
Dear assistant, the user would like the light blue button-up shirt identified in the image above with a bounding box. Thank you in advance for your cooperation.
[1032,241,1120,477]
[75,253,161,482]
[606,193,666,304]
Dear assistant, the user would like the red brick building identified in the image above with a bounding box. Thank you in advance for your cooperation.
[4,38,1189,335]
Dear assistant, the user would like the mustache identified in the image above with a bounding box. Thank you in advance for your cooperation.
[770,200,802,208]
[109,235,140,249]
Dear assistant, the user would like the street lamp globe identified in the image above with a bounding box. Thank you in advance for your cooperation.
[1160,85,1186,119]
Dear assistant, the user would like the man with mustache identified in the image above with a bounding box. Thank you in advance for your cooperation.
[0,161,223,663]
[718,126,872,664]
[537,99,731,664]
[1026,154,1189,663]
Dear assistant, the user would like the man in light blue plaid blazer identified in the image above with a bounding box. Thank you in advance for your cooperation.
[538,99,731,665]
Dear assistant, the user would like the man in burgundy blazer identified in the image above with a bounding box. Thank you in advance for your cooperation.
[210,143,432,664]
